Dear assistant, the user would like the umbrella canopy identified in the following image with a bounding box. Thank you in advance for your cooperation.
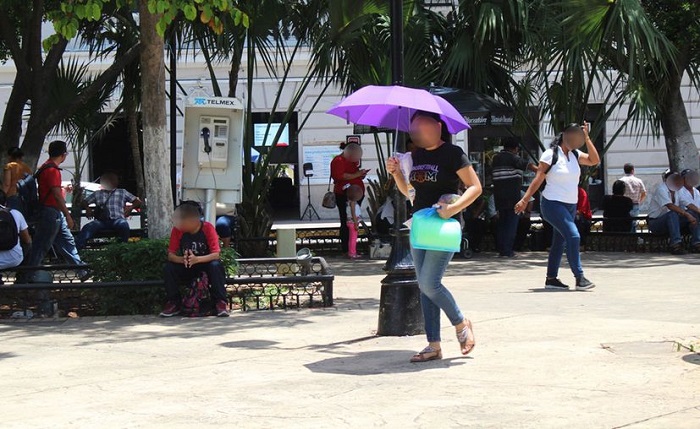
[327,85,470,134]
[428,86,514,127]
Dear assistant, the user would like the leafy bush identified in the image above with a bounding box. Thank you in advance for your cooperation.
[82,239,238,315]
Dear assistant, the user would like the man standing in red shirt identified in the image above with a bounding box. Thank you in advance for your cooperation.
[27,140,85,271]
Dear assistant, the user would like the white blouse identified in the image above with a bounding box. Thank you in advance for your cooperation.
[540,146,581,205]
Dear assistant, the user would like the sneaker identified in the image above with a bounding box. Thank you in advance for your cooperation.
[159,301,181,317]
[216,300,230,317]
[544,278,569,290]
[575,276,596,291]
[670,245,687,255]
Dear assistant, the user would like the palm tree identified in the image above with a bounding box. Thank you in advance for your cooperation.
[49,58,118,229]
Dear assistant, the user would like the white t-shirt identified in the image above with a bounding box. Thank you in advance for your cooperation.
[647,183,680,218]
[0,209,28,270]
[678,186,700,210]
[346,201,362,221]
[540,147,581,204]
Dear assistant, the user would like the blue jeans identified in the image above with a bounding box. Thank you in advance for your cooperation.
[630,204,640,232]
[496,209,520,256]
[27,207,83,266]
[411,247,464,343]
[540,198,584,279]
[75,218,131,249]
[649,211,700,246]
[215,215,237,238]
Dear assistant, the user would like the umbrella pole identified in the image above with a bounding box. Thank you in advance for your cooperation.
[377,0,423,337]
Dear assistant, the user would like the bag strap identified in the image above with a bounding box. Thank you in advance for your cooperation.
[327,174,332,192]
[34,164,60,206]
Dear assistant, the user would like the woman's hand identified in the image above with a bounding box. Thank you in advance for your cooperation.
[582,121,590,140]
[386,157,399,176]
[436,202,458,219]
[514,199,528,215]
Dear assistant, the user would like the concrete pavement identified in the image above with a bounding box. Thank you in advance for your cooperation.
[1,252,699,428]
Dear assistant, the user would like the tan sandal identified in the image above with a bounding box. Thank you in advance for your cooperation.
[457,319,475,355]
[410,346,442,363]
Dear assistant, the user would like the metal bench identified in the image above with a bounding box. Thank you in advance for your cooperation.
[0,257,334,317]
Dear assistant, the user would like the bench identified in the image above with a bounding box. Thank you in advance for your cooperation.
[528,215,692,253]
[0,257,334,318]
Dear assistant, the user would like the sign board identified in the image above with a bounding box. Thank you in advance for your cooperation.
[302,145,342,184]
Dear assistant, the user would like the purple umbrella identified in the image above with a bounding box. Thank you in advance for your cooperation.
[326,85,470,133]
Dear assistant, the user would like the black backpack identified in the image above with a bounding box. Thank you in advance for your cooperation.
[16,164,60,221]
[544,143,579,174]
[0,207,18,251]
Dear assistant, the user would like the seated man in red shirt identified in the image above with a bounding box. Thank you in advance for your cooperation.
[27,140,85,269]
[160,201,229,318]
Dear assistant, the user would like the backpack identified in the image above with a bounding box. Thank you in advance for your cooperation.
[16,164,60,221]
[544,144,579,174]
[181,272,210,317]
[0,208,18,251]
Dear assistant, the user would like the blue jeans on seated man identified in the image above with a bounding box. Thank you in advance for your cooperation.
[496,208,520,256]
[215,215,237,240]
[411,247,464,343]
[540,197,584,279]
[27,207,83,267]
[649,211,700,246]
[75,218,130,249]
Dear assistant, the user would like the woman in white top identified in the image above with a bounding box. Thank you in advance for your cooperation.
[515,123,600,291]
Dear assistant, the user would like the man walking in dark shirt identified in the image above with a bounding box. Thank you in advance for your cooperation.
[492,139,537,257]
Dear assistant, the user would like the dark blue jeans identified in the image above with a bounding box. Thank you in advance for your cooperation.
[215,215,237,238]
[411,247,464,343]
[649,211,700,246]
[27,207,83,267]
[496,208,520,256]
[540,198,584,279]
[76,218,131,250]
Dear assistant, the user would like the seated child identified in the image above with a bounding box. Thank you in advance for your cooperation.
[345,184,364,259]
[160,201,229,317]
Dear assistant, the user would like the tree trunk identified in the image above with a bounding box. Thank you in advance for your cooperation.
[139,2,173,239]
[0,73,29,167]
[660,74,700,173]
[124,79,146,198]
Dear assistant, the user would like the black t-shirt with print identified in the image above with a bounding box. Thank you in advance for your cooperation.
[409,143,471,218]
[179,228,211,256]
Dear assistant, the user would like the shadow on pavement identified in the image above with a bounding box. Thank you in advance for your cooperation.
[305,350,469,375]
[682,353,700,365]
[0,311,327,345]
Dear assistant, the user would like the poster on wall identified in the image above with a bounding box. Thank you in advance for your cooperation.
[302,145,342,184]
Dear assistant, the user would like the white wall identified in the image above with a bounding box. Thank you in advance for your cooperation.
[1,47,699,218]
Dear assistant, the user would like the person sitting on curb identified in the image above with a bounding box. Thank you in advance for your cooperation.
[160,201,229,318]
[648,170,700,255]
[0,190,31,269]
[75,172,141,250]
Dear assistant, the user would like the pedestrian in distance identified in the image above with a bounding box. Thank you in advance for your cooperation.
[491,138,537,257]
[515,122,601,291]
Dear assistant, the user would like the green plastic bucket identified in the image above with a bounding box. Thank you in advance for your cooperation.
[409,208,462,252]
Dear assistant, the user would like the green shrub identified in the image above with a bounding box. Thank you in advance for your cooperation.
[82,239,238,315]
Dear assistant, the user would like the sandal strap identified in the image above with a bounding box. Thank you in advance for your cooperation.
[418,346,439,354]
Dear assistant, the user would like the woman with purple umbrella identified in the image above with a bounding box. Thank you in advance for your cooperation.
[387,111,482,362]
